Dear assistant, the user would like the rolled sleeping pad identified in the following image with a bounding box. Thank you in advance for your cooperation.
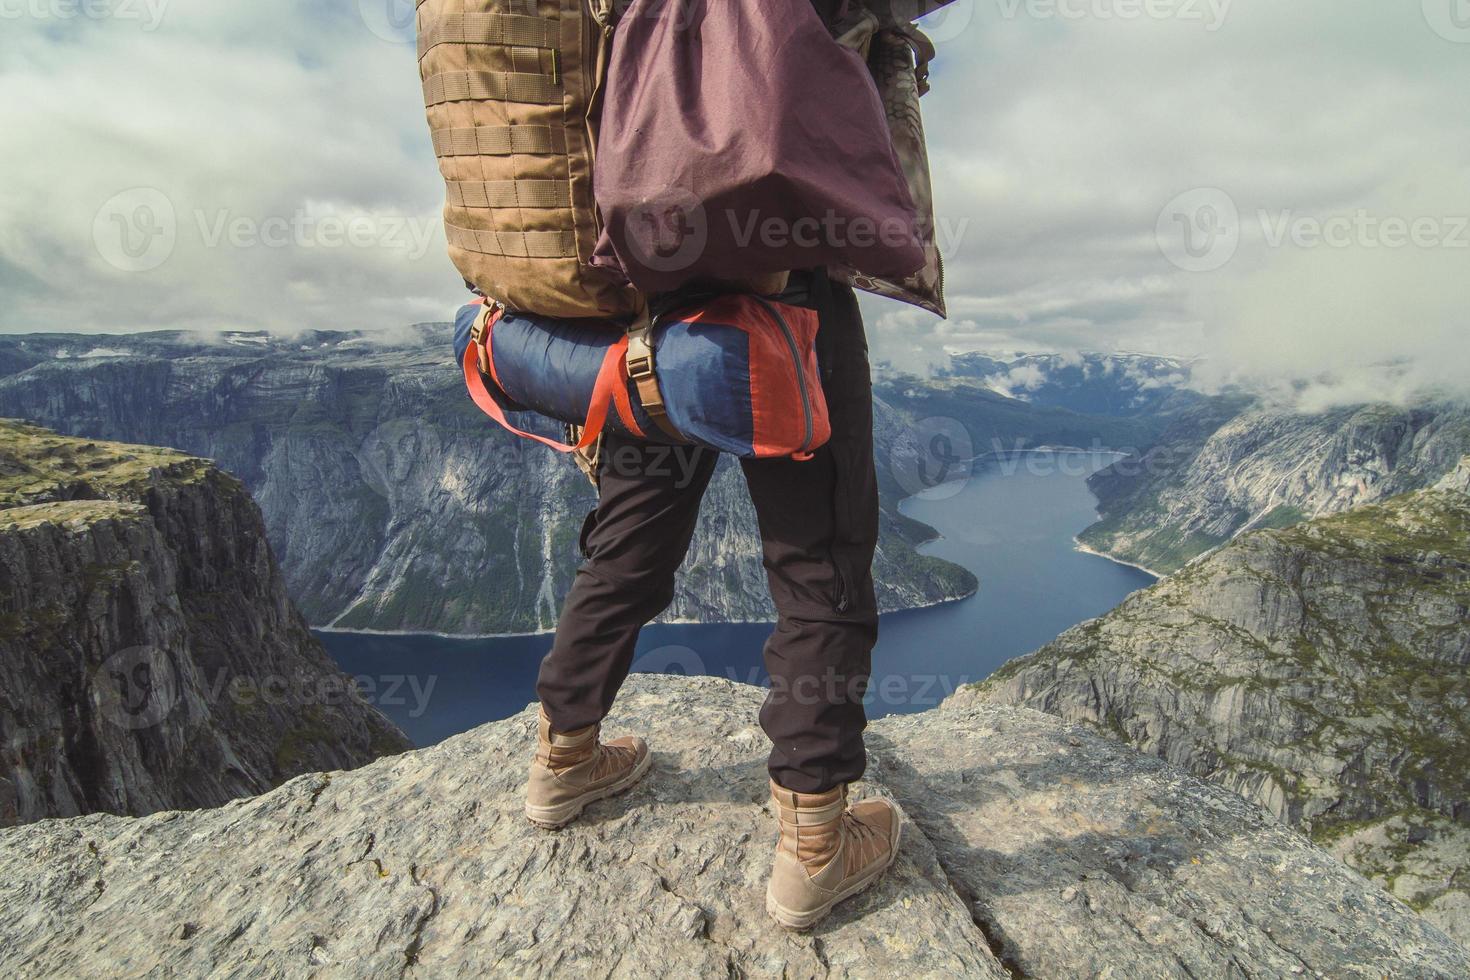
[454,295,831,459]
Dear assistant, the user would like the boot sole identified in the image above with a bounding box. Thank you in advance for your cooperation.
[766,811,904,930]
[524,750,652,830]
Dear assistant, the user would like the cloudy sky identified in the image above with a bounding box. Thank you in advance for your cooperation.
[3,0,1467,406]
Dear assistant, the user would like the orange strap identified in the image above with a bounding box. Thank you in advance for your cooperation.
[461,307,636,452]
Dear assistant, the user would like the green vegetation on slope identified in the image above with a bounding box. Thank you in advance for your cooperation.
[0,418,212,508]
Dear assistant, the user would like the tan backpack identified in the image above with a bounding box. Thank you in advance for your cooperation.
[416,0,639,319]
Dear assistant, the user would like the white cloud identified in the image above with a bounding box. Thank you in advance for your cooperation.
[879,0,1470,400]
[0,1,452,334]
[2,0,1467,406]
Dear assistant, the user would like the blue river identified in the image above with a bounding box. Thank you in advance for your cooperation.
[319,451,1155,746]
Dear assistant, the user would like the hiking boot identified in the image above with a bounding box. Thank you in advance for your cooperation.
[524,708,650,829]
[765,778,902,930]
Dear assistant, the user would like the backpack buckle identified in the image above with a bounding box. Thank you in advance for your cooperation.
[470,303,500,376]
[626,351,654,380]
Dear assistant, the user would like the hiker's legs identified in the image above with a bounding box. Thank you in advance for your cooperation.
[536,434,718,732]
[748,273,895,929]
[741,272,880,794]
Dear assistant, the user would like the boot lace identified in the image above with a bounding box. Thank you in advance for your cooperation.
[590,741,637,781]
[840,810,888,875]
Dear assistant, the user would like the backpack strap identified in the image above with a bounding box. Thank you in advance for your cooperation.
[625,305,689,443]
[462,303,628,453]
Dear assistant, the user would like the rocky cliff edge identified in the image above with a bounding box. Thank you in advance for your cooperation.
[0,676,1463,978]
[0,420,409,826]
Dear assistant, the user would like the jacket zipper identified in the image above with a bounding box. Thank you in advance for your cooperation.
[830,555,850,613]
[751,296,814,454]
[753,295,845,610]
[933,241,945,314]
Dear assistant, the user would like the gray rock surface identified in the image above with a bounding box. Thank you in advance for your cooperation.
[0,422,409,826]
[2,675,1463,978]
[1080,400,1470,573]
[0,329,974,633]
[979,470,1470,945]
[876,688,1469,977]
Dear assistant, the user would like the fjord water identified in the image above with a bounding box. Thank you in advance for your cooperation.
[319,451,1155,746]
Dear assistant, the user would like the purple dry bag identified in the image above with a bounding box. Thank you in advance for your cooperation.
[591,0,926,294]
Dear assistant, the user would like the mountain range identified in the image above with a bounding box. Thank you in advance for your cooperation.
[943,350,1196,418]
[1079,398,1470,573]
[0,330,1199,635]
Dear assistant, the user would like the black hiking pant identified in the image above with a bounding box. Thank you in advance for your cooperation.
[535,271,880,793]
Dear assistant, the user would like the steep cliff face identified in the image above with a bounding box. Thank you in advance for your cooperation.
[1080,400,1470,573]
[0,421,409,826]
[978,470,1470,942]
[1,675,1463,978]
[0,330,974,633]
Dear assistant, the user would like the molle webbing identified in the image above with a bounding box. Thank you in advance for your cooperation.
[422,70,561,107]
[445,224,577,258]
[431,125,566,158]
[445,179,571,209]
[418,0,638,318]
[417,12,559,59]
